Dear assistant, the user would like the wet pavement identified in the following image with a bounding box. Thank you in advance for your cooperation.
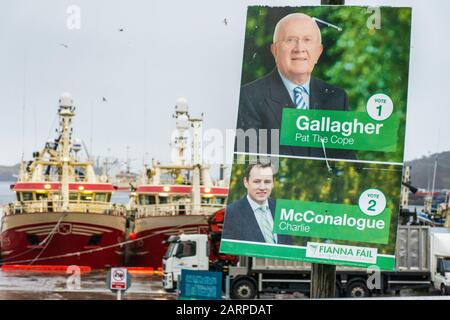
[0,270,176,300]
[0,269,447,300]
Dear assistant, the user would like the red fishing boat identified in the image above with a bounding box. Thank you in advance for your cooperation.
[0,94,127,269]
[128,99,228,268]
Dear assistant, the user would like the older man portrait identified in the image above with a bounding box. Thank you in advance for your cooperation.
[236,12,355,160]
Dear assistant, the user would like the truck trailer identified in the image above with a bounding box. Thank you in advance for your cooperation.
[162,225,450,299]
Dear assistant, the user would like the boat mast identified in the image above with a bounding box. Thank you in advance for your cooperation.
[173,98,189,166]
[190,116,203,215]
[401,166,411,209]
[173,98,203,214]
[430,155,438,202]
[425,154,438,214]
[58,93,75,212]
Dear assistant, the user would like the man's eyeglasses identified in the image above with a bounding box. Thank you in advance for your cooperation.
[277,37,317,48]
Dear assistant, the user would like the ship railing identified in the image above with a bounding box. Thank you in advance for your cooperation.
[3,200,127,216]
[17,175,94,183]
[146,178,191,185]
[135,203,225,218]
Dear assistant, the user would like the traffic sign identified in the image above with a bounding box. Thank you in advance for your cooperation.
[107,268,131,291]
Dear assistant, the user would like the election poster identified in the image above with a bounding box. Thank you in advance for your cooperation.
[220,6,412,270]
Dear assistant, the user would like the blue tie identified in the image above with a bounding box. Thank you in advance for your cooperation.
[294,85,307,109]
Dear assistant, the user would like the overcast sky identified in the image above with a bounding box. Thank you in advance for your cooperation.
[0,0,449,171]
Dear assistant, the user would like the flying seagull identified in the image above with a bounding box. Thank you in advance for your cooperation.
[102,97,107,102]
[59,43,68,48]
[223,18,228,26]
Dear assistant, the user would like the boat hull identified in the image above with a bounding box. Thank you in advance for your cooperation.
[129,215,210,268]
[0,212,127,269]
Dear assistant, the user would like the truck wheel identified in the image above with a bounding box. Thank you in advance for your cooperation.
[346,281,370,298]
[231,279,256,300]
[441,284,448,296]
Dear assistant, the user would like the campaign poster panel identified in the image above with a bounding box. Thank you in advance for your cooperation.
[234,6,411,164]
[220,155,402,270]
[222,6,412,270]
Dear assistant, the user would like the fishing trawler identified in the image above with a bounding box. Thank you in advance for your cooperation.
[128,98,228,268]
[0,94,127,269]
[114,170,138,192]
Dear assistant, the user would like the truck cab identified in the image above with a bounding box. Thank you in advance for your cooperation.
[429,228,450,295]
[162,234,209,290]
[434,257,450,294]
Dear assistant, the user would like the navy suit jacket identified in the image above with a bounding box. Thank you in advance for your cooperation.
[235,68,356,160]
[222,197,292,245]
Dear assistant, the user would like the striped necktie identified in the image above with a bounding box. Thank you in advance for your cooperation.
[294,85,307,109]
[256,206,276,244]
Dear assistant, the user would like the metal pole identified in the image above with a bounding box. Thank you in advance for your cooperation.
[310,263,336,298]
[309,0,345,299]
[176,274,181,299]
[225,275,230,300]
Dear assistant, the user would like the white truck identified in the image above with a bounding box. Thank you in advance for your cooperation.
[162,234,211,291]
[430,228,450,295]
[162,226,450,298]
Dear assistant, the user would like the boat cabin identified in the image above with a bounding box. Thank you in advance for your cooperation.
[7,182,119,215]
[134,185,228,217]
